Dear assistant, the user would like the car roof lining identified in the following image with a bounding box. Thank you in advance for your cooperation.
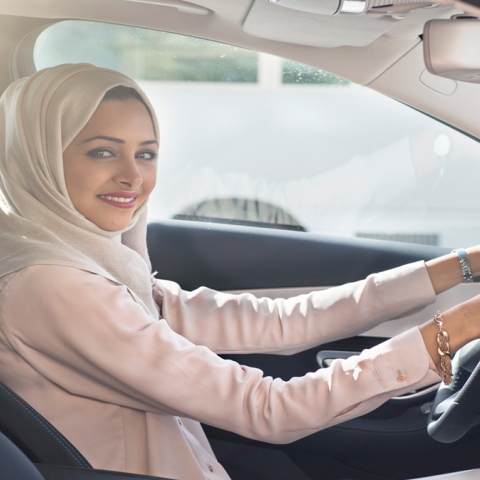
[0,0,440,84]
[243,0,458,48]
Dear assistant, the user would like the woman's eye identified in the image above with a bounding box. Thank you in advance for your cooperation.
[137,151,158,161]
[87,148,114,158]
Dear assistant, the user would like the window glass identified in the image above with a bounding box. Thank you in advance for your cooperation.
[282,60,350,86]
[34,21,257,82]
[34,21,480,248]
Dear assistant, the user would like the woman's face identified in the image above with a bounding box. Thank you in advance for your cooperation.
[63,98,158,231]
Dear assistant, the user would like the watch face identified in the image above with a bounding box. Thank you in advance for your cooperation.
[434,133,451,158]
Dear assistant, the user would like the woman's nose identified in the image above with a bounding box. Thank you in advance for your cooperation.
[114,157,143,188]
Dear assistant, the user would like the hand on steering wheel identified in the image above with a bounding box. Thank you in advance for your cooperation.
[428,339,480,443]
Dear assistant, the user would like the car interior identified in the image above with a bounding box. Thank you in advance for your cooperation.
[2,1,480,479]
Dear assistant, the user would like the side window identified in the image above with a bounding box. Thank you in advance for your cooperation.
[34,20,480,248]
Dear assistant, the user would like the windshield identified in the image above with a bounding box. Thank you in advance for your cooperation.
[34,20,480,248]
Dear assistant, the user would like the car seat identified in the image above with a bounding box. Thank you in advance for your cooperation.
[0,381,172,479]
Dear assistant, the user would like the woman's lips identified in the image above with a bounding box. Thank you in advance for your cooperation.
[97,193,139,209]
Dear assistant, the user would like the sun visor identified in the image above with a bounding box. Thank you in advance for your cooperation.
[244,0,456,48]
[424,19,480,83]
[266,0,360,15]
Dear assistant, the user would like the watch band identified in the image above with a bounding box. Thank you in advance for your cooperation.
[452,248,473,283]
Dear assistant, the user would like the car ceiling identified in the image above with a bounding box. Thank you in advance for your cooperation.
[1,0,480,137]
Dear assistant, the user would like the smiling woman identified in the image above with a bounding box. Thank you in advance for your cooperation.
[63,92,158,231]
[0,64,159,316]
[3,63,480,480]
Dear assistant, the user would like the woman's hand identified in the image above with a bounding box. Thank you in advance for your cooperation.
[425,246,480,294]
[420,294,480,368]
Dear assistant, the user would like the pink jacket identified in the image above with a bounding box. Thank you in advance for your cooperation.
[0,262,441,479]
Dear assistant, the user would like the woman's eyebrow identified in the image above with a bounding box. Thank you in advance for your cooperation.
[80,136,158,146]
[81,135,124,144]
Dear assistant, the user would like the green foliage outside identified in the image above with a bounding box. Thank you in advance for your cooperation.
[35,21,257,82]
[35,20,350,86]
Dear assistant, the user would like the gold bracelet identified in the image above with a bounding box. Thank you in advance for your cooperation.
[433,312,453,385]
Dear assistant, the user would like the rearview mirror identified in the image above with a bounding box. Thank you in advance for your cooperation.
[424,18,480,83]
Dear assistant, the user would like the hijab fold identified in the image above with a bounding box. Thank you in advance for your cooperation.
[0,64,160,318]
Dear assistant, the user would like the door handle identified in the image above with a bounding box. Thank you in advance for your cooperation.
[316,350,359,368]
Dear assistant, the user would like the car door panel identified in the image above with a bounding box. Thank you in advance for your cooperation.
[147,219,447,291]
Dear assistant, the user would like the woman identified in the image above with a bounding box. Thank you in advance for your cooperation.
[0,63,479,480]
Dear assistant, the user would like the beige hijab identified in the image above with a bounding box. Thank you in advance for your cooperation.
[0,63,159,318]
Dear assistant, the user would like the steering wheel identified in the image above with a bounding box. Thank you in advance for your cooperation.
[428,339,480,443]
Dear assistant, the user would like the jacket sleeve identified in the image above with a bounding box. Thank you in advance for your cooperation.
[0,265,440,444]
[156,260,436,354]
